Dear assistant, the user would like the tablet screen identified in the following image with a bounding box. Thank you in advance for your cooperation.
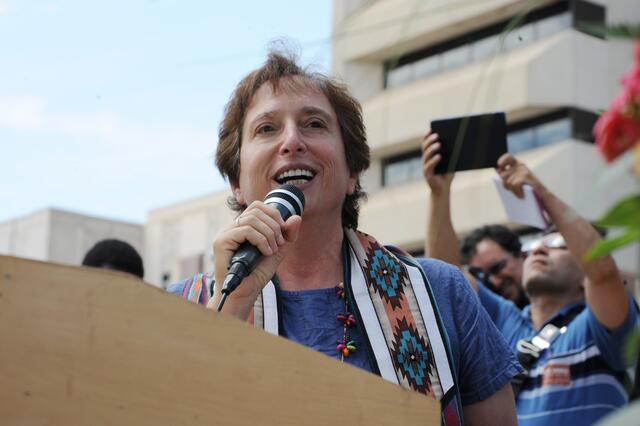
[431,112,507,174]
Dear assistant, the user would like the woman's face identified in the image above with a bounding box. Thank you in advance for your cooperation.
[233,79,357,222]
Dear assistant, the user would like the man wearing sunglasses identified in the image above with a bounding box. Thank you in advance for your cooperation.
[422,131,638,426]
[460,224,529,308]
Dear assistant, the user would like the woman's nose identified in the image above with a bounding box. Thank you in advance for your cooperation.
[279,124,307,155]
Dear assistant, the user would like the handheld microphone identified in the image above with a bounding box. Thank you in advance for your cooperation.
[221,184,305,297]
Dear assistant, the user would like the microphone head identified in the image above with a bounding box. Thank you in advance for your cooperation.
[264,185,305,220]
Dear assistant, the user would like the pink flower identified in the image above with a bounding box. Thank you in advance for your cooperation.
[594,108,640,162]
[593,41,640,162]
[621,66,640,105]
[611,91,629,110]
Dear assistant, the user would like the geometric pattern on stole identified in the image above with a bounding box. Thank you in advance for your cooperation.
[350,230,444,399]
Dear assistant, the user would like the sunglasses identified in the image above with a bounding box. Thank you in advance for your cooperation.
[486,257,509,276]
[522,233,567,255]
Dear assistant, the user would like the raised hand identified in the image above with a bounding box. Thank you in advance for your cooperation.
[422,131,453,195]
[496,153,544,199]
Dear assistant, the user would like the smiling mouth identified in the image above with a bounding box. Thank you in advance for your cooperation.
[275,168,316,185]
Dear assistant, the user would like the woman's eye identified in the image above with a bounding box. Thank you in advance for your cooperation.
[257,124,276,134]
[307,119,326,129]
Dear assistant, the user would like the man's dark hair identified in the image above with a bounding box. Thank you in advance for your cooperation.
[460,224,522,265]
[82,239,144,278]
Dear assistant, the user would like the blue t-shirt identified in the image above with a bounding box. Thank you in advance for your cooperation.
[414,259,521,405]
[478,282,638,425]
[169,258,521,407]
[278,287,372,372]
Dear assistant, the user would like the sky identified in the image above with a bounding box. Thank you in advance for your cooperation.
[0,0,332,224]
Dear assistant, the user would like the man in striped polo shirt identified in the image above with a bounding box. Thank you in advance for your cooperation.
[422,133,638,425]
[475,227,636,425]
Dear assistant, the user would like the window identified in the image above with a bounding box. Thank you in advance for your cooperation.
[386,65,413,89]
[383,1,605,89]
[507,117,571,153]
[536,12,571,37]
[507,128,536,153]
[472,34,500,61]
[536,118,571,147]
[442,45,471,71]
[507,109,594,154]
[414,55,441,80]
[382,151,423,187]
[504,22,536,51]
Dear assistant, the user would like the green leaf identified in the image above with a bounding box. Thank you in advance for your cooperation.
[581,23,640,39]
[596,194,640,228]
[585,227,640,260]
[626,329,640,366]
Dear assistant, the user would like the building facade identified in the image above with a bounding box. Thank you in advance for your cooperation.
[144,192,235,288]
[332,0,640,272]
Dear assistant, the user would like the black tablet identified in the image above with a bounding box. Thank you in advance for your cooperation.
[430,112,507,174]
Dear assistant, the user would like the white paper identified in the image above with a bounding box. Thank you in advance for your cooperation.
[492,176,549,229]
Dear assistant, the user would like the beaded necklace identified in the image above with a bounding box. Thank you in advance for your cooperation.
[334,282,357,361]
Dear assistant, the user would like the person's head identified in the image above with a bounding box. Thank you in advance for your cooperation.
[461,225,526,305]
[522,232,584,299]
[82,239,144,279]
[215,50,370,228]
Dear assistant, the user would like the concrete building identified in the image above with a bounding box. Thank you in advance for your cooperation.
[331,0,640,273]
[0,208,144,272]
[144,192,235,288]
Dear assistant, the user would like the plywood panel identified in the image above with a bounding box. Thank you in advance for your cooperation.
[0,255,438,425]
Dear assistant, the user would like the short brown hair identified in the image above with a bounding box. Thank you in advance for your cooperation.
[215,51,370,228]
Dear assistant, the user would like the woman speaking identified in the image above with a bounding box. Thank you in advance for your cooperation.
[170,50,520,425]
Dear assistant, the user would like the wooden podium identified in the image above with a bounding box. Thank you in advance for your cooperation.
[0,256,439,425]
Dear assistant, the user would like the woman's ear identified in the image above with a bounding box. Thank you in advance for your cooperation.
[346,172,358,195]
[231,182,246,205]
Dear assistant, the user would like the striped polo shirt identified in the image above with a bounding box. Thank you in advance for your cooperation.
[478,283,638,426]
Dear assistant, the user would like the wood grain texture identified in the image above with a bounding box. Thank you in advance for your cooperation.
[0,255,439,425]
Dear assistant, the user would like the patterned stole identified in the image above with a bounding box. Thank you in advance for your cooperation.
[181,272,214,305]
[252,229,463,425]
